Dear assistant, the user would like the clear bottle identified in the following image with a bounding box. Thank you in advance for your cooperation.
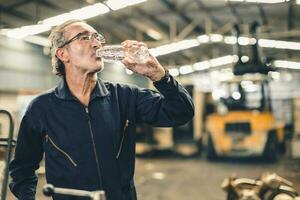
[96,45,150,64]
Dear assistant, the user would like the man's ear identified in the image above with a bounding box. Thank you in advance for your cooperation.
[56,48,69,63]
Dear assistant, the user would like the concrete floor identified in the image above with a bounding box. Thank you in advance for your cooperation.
[5,156,300,200]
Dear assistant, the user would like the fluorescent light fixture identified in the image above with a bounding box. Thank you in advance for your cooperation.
[197,35,210,43]
[179,65,194,75]
[106,0,147,10]
[255,0,287,3]
[210,34,223,42]
[238,37,251,45]
[69,3,109,20]
[297,0,300,4]
[193,61,210,71]
[149,39,200,56]
[249,38,257,45]
[210,55,235,67]
[24,35,51,47]
[258,39,300,50]
[6,24,51,39]
[225,0,288,3]
[3,2,109,39]
[43,13,73,27]
[273,60,300,69]
[169,68,179,77]
[43,3,109,26]
[224,36,237,44]
[167,55,237,76]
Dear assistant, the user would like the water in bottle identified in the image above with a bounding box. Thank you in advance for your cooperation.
[96,45,149,63]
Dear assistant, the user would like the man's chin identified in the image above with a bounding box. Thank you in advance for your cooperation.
[89,65,104,74]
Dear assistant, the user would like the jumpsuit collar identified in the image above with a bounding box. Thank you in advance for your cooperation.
[55,78,109,100]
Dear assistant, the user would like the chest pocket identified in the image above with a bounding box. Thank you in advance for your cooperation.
[45,134,78,167]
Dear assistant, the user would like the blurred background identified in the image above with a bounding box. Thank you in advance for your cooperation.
[0,0,300,199]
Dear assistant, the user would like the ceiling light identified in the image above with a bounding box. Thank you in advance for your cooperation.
[254,0,287,3]
[210,55,236,67]
[238,37,251,45]
[210,34,223,42]
[297,0,300,4]
[43,3,109,26]
[193,61,210,71]
[43,13,74,27]
[69,3,109,20]
[6,24,50,39]
[197,35,210,43]
[24,35,51,47]
[249,38,257,45]
[149,39,200,56]
[273,60,300,70]
[179,65,194,75]
[224,36,237,44]
[258,39,300,50]
[225,0,244,2]
[225,0,289,3]
[106,0,147,11]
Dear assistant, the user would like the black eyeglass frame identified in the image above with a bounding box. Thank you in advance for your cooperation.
[59,31,105,48]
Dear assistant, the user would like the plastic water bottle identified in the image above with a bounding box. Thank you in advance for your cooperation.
[96,45,150,64]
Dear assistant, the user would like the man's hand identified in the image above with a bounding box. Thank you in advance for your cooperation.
[121,40,165,82]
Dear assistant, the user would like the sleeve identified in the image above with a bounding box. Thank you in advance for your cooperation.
[9,108,44,200]
[135,75,194,126]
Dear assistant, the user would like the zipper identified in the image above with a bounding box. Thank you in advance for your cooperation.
[85,107,103,190]
[116,119,129,159]
[45,135,77,167]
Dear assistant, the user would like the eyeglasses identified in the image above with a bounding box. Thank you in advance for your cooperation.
[59,31,106,48]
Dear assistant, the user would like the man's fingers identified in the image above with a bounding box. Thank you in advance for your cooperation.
[121,40,147,48]
[121,57,136,69]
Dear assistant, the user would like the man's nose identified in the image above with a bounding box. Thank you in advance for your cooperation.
[91,38,101,48]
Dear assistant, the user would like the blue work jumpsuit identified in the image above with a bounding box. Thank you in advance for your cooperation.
[9,75,194,200]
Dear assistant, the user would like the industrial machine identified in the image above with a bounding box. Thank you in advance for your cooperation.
[205,75,285,160]
[205,22,285,161]
[222,173,299,200]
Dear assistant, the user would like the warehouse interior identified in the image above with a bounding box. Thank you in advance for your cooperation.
[0,0,300,199]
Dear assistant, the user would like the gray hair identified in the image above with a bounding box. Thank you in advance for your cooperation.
[49,19,84,77]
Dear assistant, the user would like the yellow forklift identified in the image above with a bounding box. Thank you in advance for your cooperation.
[205,22,285,161]
[205,75,285,161]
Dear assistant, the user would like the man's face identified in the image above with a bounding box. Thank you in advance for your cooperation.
[61,22,104,74]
